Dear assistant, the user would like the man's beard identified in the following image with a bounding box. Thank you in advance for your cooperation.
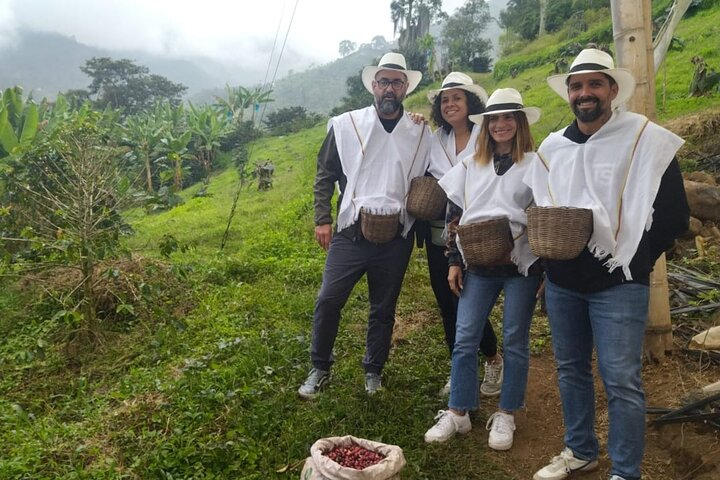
[377,93,402,115]
[571,96,606,123]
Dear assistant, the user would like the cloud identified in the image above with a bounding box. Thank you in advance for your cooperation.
[0,0,18,49]
[1,0,470,72]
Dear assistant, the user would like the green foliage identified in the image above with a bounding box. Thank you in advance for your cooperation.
[500,0,611,41]
[80,57,187,115]
[338,39,357,57]
[441,0,493,72]
[214,84,274,126]
[391,0,447,50]
[1,110,137,345]
[186,103,233,181]
[220,120,263,153]
[329,68,374,116]
[0,86,40,160]
[493,21,614,80]
[263,106,324,136]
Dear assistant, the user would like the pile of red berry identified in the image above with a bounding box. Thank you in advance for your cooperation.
[323,443,386,470]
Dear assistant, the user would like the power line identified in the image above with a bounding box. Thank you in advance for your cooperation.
[220,0,300,251]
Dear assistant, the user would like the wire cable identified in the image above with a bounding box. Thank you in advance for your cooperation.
[220,0,300,250]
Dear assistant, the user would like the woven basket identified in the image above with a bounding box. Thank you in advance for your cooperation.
[527,206,593,260]
[406,176,448,221]
[360,208,401,244]
[457,217,513,267]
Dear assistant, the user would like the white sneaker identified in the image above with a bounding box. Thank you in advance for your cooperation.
[486,411,515,450]
[533,447,599,480]
[439,377,451,397]
[480,358,503,397]
[424,410,472,443]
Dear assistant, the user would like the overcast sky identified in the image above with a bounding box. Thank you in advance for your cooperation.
[0,0,468,70]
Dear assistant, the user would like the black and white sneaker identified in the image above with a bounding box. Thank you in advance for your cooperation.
[298,368,330,399]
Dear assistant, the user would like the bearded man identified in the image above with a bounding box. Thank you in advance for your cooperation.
[298,52,431,398]
[525,48,689,480]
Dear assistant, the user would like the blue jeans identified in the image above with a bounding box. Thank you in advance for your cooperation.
[449,271,540,412]
[545,280,648,479]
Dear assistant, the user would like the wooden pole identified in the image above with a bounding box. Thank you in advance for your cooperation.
[611,0,673,361]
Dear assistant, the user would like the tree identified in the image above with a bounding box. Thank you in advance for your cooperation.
[441,0,493,71]
[80,57,187,115]
[371,36,389,50]
[391,0,446,50]
[500,0,541,40]
[329,69,374,117]
[263,106,323,136]
[7,111,131,343]
[185,104,232,182]
[339,40,357,57]
[500,0,611,41]
[539,0,548,36]
[0,86,40,161]
[122,112,166,192]
[216,85,274,126]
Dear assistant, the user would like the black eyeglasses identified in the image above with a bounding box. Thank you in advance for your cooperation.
[375,78,406,90]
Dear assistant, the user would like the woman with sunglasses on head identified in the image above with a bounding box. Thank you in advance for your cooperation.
[424,88,542,452]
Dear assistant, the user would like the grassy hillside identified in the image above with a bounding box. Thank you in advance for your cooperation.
[406,2,720,142]
[1,3,719,479]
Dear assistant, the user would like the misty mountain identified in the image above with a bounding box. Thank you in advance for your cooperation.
[0,29,327,101]
[190,44,391,115]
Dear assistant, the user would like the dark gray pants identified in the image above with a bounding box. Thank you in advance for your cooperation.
[310,226,414,374]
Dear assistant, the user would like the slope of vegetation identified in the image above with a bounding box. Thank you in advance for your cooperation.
[1,2,719,479]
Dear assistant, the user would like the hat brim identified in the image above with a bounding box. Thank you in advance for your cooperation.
[468,106,542,126]
[427,84,489,104]
[362,66,422,95]
[547,68,636,108]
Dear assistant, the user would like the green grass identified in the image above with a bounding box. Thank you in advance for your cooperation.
[2,3,720,479]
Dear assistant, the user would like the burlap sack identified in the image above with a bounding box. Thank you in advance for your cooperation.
[300,435,405,480]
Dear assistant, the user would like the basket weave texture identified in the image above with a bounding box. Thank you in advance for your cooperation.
[457,217,513,267]
[406,176,448,220]
[527,206,593,260]
[360,208,401,244]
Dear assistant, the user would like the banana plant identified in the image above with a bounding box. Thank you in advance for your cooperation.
[185,103,232,182]
[122,112,166,192]
[214,85,274,126]
[0,86,40,160]
[159,130,193,191]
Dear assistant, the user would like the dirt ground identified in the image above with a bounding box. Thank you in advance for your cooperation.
[473,342,720,480]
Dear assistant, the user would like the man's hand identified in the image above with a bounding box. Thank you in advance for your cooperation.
[448,265,464,297]
[315,224,333,251]
[406,111,427,125]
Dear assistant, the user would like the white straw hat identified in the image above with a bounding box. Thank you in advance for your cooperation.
[426,72,489,104]
[361,52,423,95]
[468,88,541,125]
[547,48,636,107]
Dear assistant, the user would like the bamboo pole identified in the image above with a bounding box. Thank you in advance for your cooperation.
[611,0,673,361]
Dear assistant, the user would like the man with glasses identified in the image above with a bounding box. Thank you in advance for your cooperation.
[299,52,431,398]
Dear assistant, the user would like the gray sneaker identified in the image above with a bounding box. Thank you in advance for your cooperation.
[364,373,383,395]
[298,368,329,399]
[480,358,503,397]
